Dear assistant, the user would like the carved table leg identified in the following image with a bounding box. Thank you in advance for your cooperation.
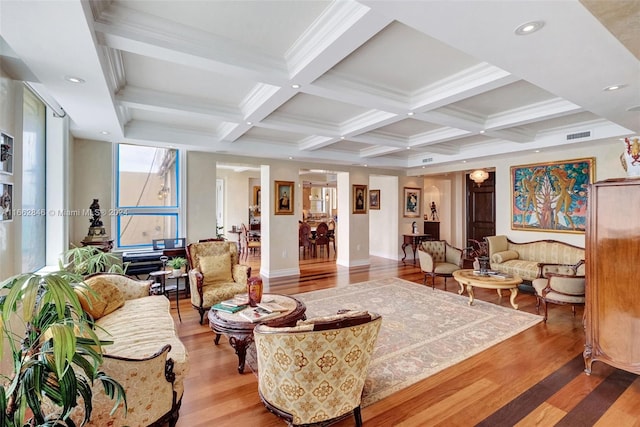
[401,243,408,263]
[509,287,519,310]
[228,334,254,374]
[466,284,475,306]
[214,333,221,345]
[458,281,465,295]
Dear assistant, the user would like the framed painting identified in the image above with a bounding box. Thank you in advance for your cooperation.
[403,187,421,218]
[1,183,13,221]
[353,184,367,214]
[1,131,14,175]
[369,189,380,210]
[511,157,595,233]
[252,186,261,216]
[274,181,294,215]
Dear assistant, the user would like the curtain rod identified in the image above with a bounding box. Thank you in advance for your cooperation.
[23,82,66,118]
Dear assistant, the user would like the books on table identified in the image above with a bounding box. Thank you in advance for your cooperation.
[220,294,249,307]
[240,307,280,323]
[256,301,288,313]
[212,303,247,313]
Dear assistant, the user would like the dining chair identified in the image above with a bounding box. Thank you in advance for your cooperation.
[313,222,330,257]
[298,221,312,258]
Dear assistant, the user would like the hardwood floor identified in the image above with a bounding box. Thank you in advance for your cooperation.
[171,254,640,426]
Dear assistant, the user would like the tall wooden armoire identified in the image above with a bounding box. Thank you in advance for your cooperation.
[584,178,640,375]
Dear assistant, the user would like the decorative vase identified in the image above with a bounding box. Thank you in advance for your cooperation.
[477,256,490,275]
[247,276,263,307]
[621,136,640,177]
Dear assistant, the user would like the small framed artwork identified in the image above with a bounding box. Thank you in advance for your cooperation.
[1,183,13,221]
[274,181,294,215]
[1,131,14,175]
[511,157,595,233]
[369,189,380,210]
[253,186,261,216]
[403,187,421,218]
[353,184,367,214]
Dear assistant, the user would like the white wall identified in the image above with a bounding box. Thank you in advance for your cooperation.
[369,175,399,259]
[420,138,626,249]
[186,151,218,243]
[70,139,112,247]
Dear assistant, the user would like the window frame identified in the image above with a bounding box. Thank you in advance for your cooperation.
[114,144,182,250]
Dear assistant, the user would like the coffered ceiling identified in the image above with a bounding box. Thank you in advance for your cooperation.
[1,0,638,171]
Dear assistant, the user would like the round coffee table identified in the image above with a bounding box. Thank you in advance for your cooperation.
[453,269,522,309]
[208,293,306,373]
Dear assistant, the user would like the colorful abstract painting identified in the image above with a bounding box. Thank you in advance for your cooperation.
[511,158,595,233]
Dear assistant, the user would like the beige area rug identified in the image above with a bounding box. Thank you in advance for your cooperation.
[291,277,544,407]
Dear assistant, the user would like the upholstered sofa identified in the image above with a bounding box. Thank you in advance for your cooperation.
[486,235,585,282]
[66,273,189,427]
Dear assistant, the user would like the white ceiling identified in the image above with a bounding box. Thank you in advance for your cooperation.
[1,0,638,171]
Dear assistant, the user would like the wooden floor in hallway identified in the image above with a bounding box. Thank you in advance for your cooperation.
[170,254,640,427]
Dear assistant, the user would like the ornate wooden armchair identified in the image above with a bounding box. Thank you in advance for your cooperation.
[417,240,463,290]
[254,311,382,426]
[532,262,585,321]
[186,241,250,323]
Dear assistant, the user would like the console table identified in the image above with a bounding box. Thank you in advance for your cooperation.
[402,233,430,264]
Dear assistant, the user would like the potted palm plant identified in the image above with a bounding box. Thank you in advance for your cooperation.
[0,269,126,426]
[63,245,128,276]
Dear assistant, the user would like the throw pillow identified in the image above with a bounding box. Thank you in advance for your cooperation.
[492,250,519,263]
[199,253,233,284]
[75,278,125,320]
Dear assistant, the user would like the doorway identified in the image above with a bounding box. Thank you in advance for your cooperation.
[466,171,496,247]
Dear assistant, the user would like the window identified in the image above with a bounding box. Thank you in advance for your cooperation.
[116,144,180,248]
[21,87,46,272]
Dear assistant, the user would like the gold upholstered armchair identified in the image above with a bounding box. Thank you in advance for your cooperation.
[186,241,250,323]
[254,311,382,426]
[417,240,463,290]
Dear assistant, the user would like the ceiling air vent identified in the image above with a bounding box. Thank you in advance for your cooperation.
[422,157,433,163]
[566,131,591,140]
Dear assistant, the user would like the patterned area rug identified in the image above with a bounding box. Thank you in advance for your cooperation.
[293,277,543,407]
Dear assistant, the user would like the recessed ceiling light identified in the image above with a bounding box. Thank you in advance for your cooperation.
[406,146,411,150]
[64,75,85,84]
[534,149,541,153]
[246,121,253,125]
[288,156,293,160]
[407,112,414,116]
[291,84,300,89]
[340,136,345,140]
[515,21,545,35]
[462,160,467,163]
[100,131,109,135]
[363,164,368,167]
[604,84,626,91]
[479,130,485,134]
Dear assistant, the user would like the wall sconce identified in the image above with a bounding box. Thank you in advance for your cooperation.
[469,169,489,186]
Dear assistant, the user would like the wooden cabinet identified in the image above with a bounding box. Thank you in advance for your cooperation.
[584,178,640,375]
[423,221,440,240]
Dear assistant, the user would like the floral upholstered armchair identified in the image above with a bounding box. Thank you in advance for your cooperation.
[186,241,250,323]
[254,311,382,426]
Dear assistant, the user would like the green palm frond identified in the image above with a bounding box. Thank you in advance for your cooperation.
[0,269,127,427]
